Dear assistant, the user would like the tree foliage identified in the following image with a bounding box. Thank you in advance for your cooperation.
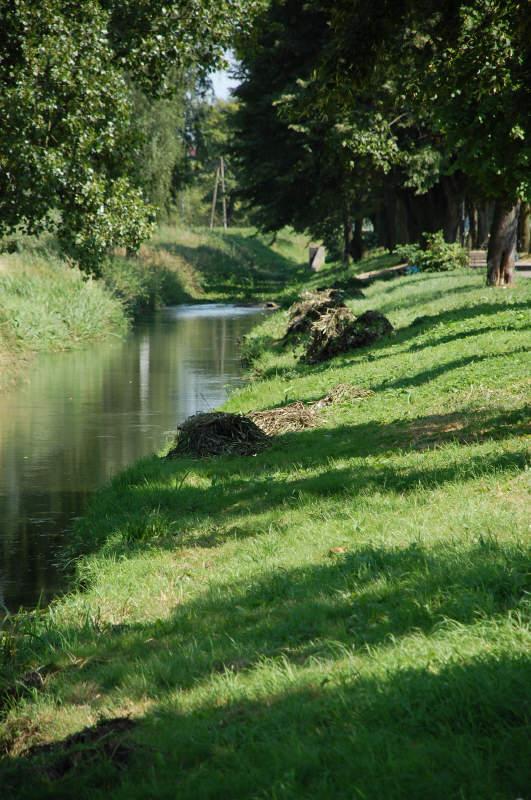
[0,0,259,270]
[233,0,530,279]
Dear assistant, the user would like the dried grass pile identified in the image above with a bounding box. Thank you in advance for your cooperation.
[316,383,375,406]
[250,401,317,435]
[285,288,345,338]
[166,412,269,458]
[304,308,393,363]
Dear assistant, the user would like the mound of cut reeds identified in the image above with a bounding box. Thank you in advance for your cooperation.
[166,412,269,458]
[285,288,345,338]
[250,401,317,435]
[316,383,374,406]
[304,308,393,363]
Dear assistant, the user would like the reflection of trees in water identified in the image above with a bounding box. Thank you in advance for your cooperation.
[0,308,261,609]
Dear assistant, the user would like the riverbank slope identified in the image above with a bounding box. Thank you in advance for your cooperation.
[0,245,127,392]
[0,227,308,391]
[1,263,530,798]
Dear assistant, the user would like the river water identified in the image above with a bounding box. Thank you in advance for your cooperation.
[0,304,265,612]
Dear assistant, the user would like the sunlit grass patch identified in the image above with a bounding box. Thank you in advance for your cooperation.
[1,267,530,798]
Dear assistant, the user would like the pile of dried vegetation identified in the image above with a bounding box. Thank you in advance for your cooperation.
[316,383,375,406]
[250,382,374,435]
[21,718,136,780]
[285,288,345,338]
[250,401,318,435]
[165,412,269,458]
[304,308,393,363]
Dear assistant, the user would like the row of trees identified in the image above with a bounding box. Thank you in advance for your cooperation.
[231,0,531,285]
[0,0,257,270]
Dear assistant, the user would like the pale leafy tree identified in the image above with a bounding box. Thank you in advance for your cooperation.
[0,0,259,271]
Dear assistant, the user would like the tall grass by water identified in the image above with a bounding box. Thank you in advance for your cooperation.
[1,263,529,799]
[0,226,307,390]
[0,246,127,390]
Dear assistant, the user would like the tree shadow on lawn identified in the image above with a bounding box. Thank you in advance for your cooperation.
[70,403,529,558]
[260,300,530,381]
[4,541,530,798]
[154,239,307,301]
[136,653,530,800]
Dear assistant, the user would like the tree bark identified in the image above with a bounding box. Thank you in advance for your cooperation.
[440,175,464,243]
[342,207,353,264]
[477,201,494,248]
[467,201,478,248]
[350,217,366,261]
[518,202,531,253]
[486,199,521,286]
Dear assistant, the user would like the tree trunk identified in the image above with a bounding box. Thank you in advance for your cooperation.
[342,208,353,265]
[350,217,366,261]
[440,175,464,243]
[467,201,479,248]
[518,202,531,253]
[477,201,494,248]
[486,199,521,286]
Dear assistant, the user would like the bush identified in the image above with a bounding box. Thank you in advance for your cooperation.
[396,231,469,272]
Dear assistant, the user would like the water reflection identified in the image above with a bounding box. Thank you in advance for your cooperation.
[0,304,264,610]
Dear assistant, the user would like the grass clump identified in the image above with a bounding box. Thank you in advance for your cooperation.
[0,263,530,798]
[0,245,127,390]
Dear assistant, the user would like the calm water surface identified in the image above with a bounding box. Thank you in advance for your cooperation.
[0,304,265,611]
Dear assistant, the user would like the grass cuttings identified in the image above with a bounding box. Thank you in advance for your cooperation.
[250,401,318,435]
[317,382,375,405]
[250,384,375,435]
[20,718,136,781]
[165,412,269,457]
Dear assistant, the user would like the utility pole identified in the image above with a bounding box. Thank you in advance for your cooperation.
[210,157,229,230]
[220,156,228,231]
[209,166,220,230]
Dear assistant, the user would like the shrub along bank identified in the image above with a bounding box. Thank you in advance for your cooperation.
[1,264,530,798]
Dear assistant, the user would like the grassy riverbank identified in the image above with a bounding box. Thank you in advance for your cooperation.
[0,244,127,392]
[121,224,309,307]
[1,262,529,798]
[0,227,307,391]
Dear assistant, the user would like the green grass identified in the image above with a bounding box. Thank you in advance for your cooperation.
[0,245,128,391]
[139,224,310,304]
[1,266,530,798]
[0,226,307,389]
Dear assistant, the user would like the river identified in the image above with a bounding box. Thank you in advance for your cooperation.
[0,304,265,612]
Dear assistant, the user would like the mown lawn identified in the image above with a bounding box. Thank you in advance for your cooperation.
[1,268,530,799]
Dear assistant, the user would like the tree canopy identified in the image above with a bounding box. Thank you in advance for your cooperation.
[232,0,531,282]
[0,0,259,270]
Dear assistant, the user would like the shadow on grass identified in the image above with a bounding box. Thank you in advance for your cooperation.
[154,236,307,302]
[3,539,530,798]
[67,404,529,559]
